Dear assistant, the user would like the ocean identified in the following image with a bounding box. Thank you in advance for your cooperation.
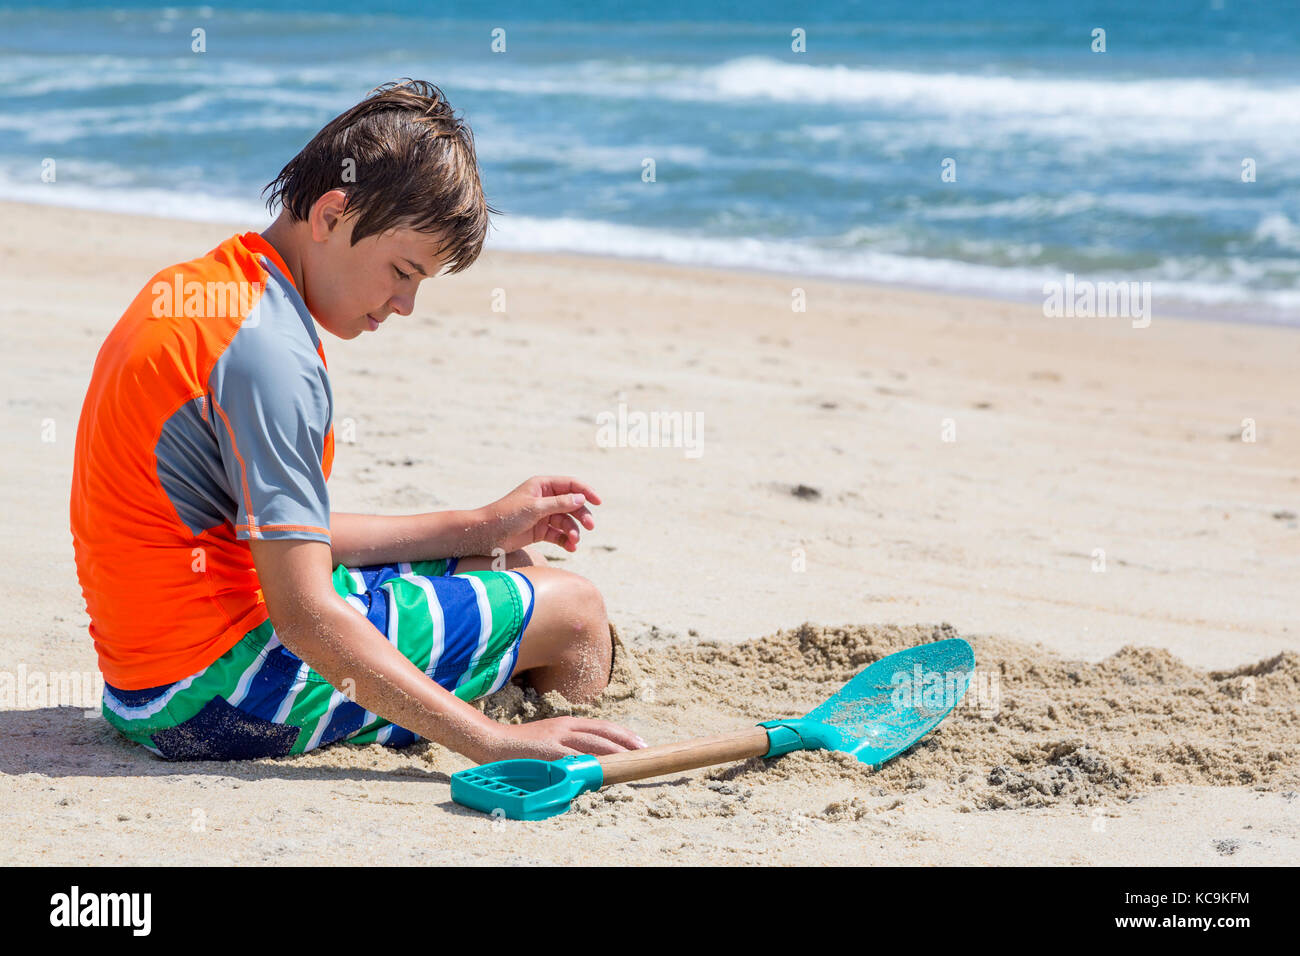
[2,0,1297,323]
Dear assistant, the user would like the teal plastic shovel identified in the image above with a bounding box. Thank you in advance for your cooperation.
[451,637,975,820]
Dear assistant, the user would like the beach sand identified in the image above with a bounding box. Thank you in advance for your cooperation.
[1,198,1296,864]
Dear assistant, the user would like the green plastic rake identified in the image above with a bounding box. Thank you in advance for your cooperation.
[451,638,975,820]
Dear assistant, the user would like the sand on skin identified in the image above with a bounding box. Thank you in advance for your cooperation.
[0,199,1297,864]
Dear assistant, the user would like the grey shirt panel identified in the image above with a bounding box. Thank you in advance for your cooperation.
[155,396,239,535]
[155,255,332,544]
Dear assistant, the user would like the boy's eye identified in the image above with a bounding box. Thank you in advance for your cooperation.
[394,266,411,281]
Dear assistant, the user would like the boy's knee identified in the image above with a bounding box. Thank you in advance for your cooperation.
[561,571,608,635]
[557,575,612,698]
[512,568,612,700]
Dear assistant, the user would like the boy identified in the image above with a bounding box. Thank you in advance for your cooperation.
[69,79,646,764]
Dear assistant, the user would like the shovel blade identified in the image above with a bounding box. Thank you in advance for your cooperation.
[761,638,975,766]
[809,637,976,765]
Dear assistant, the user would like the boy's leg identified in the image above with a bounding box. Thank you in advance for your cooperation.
[325,557,537,747]
[449,546,615,700]
[102,553,614,759]
[102,556,519,759]
[504,565,613,703]
[320,557,614,744]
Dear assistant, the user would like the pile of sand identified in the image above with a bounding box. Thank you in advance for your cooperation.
[161,620,1297,830]
[460,621,1300,821]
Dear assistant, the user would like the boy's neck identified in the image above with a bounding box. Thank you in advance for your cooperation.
[260,215,306,293]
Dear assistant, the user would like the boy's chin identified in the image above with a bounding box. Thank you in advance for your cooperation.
[316,316,365,340]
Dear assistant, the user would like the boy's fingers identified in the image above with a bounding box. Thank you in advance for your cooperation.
[576,719,647,750]
[544,477,601,507]
[564,731,629,756]
[557,508,593,533]
[547,512,583,537]
[570,480,601,506]
[544,515,578,549]
[538,492,587,516]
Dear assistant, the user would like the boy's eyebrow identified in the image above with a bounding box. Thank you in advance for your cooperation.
[400,257,429,277]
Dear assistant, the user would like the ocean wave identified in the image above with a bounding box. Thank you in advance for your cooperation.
[482,214,1300,318]
[445,56,1300,132]
[8,51,1299,157]
[0,175,268,224]
[1254,212,1300,251]
[2,177,1293,321]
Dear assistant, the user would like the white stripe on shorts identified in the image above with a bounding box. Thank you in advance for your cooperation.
[305,686,346,751]
[459,574,495,683]
[274,662,311,724]
[399,568,445,677]
[103,670,204,721]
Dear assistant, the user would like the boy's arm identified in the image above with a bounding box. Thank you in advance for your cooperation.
[329,509,495,567]
[251,536,505,762]
[329,475,601,567]
[251,537,641,762]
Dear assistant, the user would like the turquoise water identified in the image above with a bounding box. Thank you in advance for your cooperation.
[2,1,1297,322]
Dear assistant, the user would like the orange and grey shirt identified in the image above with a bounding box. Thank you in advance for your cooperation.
[70,232,335,690]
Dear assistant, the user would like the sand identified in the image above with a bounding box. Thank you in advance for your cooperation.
[1,198,1297,865]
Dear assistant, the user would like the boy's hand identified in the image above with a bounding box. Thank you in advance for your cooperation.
[480,475,601,554]
[481,716,647,762]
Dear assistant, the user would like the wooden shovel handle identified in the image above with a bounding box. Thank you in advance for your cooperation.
[595,726,771,785]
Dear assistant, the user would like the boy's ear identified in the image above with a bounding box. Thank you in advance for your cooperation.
[309,189,351,241]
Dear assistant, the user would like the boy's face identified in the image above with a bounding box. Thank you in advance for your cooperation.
[301,190,453,340]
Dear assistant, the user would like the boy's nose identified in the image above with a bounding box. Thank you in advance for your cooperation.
[389,296,414,317]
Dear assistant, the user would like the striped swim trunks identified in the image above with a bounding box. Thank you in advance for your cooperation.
[101,558,536,760]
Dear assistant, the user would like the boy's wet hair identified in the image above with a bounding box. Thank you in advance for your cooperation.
[262,78,497,275]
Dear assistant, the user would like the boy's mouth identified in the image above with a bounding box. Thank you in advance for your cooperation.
[365,312,383,331]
